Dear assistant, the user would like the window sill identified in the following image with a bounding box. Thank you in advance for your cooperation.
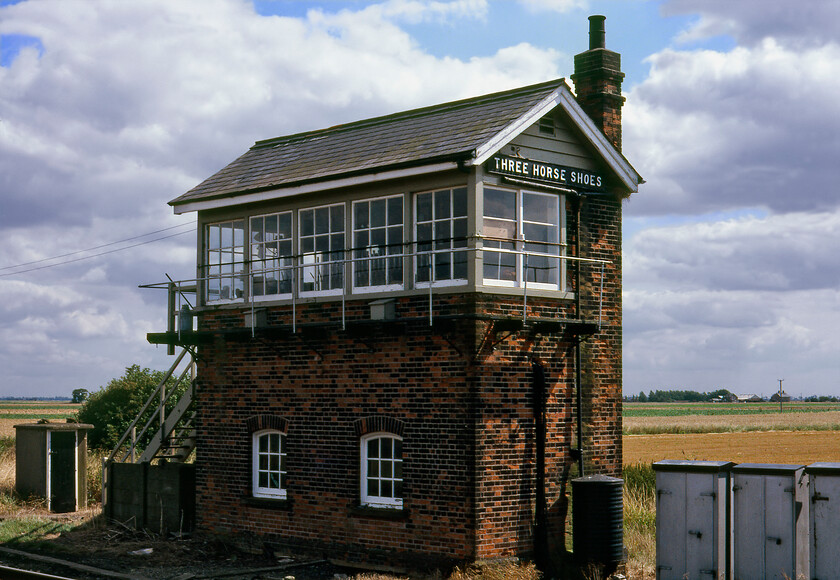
[350,504,409,520]
[243,495,292,510]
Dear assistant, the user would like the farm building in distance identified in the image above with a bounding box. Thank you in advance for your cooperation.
[112,15,642,571]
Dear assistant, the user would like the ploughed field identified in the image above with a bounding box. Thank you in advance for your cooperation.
[0,401,80,437]
[623,402,840,465]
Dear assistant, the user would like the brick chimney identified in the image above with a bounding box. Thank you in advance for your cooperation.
[571,15,625,151]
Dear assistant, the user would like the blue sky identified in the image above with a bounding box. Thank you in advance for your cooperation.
[1,0,838,398]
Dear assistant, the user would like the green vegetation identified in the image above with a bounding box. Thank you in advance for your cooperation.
[625,402,840,417]
[630,389,735,403]
[623,463,655,578]
[0,517,76,544]
[76,364,185,451]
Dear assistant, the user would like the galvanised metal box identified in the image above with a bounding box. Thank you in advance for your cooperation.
[806,462,840,580]
[654,460,734,580]
[732,463,808,580]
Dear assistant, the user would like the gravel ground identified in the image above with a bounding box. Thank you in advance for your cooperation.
[0,519,370,580]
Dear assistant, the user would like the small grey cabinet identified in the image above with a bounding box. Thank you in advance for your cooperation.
[806,462,840,579]
[654,460,733,580]
[731,464,808,580]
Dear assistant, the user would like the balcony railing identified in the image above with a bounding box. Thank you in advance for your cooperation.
[142,236,610,335]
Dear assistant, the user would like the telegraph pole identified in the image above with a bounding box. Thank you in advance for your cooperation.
[778,379,784,413]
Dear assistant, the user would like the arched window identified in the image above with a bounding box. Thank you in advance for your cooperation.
[360,433,403,508]
[252,430,287,499]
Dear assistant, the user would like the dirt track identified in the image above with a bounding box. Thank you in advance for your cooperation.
[624,430,840,466]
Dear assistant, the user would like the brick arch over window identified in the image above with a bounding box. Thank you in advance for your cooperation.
[354,416,405,437]
[246,415,289,434]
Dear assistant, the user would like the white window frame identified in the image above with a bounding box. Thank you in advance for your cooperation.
[205,219,246,304]
[413,187,469,288]
[298,202,346,297]
[352,195,405,293]
[249,211,294,301]
[252,429,287,499]
[360,433,403,509]
[482,186,565,291]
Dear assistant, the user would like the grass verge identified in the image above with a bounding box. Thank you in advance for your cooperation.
[623,462,655,579]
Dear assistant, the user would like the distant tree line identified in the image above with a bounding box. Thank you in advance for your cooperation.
[0,396,71,401]
[625,390,839,403]
[626,389,736,403]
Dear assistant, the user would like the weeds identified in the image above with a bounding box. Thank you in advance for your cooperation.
[623,462,655,579]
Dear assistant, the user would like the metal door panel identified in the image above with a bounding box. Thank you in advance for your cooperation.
[812,474,840,578]
[656,471,686,579]
[685,472,716,578]
[734,473,765,580]
[48,430,76,513]
[763,475,794,580]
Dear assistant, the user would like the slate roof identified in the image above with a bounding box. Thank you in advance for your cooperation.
[170,78,571,207]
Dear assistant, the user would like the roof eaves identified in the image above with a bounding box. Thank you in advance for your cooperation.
[169,152,474,211]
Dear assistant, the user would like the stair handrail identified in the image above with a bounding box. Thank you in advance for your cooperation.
[105,347,195,465]
[123,362,194,463]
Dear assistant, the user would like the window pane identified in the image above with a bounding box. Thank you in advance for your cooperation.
[368,479,378,497]
[300,210,314,236]
[484,188,515,220]
[371,199,386,228]
[354,202,369,230]
[331,204,344,228]
[523,192,558,223]
[381,480,392,498]
[416,193,432,222]
[381,437,392,457]
[382,460,392,478]
[434,190,451,219]
[368,439,378,459]
[452,187,467,217]
[387,197,402,225]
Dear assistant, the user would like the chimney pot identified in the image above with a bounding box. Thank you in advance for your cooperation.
[588,15,606,50]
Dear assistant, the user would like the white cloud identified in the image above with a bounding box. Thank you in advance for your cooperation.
[664,0,840,47]
[624,38,840,216]
[517,0,588,13]
[0,0,567,397]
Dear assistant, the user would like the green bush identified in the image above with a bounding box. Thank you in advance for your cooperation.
[76,365,185,452]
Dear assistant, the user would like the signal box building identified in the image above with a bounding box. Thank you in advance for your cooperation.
[158,17,640,570]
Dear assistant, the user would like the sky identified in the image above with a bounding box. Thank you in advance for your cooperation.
[0,0,838,399]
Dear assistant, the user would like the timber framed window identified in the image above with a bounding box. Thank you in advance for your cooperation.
[482,186,564,290]
[252,429,287,499]
[205,219,246,303]
[414,187,468,286]
[299,203,345,295]
[250,212,293,300]
[360,433,403,508]
[352,195,404,292]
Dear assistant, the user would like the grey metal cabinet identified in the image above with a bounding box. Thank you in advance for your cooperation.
[732,464,808,580]
[806,462,840,579]
[654,460,734,580]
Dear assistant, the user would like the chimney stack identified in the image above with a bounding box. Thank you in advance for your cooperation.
[571,15,625,151]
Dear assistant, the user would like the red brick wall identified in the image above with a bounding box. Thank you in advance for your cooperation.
[192,196,623,567]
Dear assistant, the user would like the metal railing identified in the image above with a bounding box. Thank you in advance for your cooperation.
[143,236,610,332]
[103,347,196,466]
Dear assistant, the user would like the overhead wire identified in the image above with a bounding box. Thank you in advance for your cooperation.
[0,223,196,278]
